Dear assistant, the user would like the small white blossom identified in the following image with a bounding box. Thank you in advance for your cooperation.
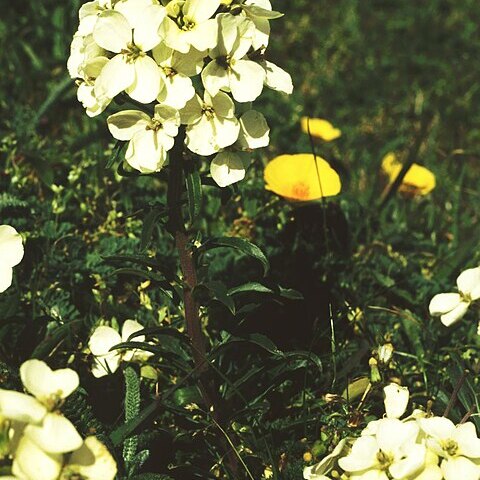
[429,266,480,327]
[107,104,180,173]
[0,225,24,294]
[159,0,221,54]
[93,4,165,103]
[384,383,410,420]
[88,320,153,377]
[210,151,246,187]
[202,14,266,102]
[236,109,270,149]
[181,91,240,156]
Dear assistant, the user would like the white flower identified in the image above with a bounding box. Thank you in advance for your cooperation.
[383,383,409,420]
[338,418,426,479]
[67,33,106,80]
[12,435,63,480]
[202,14,266,102]
[181,91,240,156]
[0,225,24,294]
[419,417,480,480]
[210,151,246,187]
[93,4,165,103]
[152,44,204,109]
[63,436,117,480]
[236,110,270,150]
[88,320,152,377]
[107,104,180,173]
[159,0,221,54]
[429,266,480,327]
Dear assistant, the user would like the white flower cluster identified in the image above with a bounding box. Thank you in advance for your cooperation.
[429,266,480,329]
[68,0,292,187]
[0,359,117,480]
[0,225,24,294]
[304,384,480,480]
[88,319,153,377]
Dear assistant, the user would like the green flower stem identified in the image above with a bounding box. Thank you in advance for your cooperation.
[166,130,239,476]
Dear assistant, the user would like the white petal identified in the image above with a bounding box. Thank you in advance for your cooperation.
[93,10,131,53]
[107,110,150,141]
[440,301,470,326]
[0,225,24,267]
[121,319,145,342]
[159,16,190,54]
[94,55,135,100]
[77,84,111,117]
[442,457,480,480]
[0,267,13,293]
[132,4,165,51]
[91,352,122,378]
[338,435,378,472]
[418,417,455,441]
[457,266,480,299]
[376,418,419,453]
[25,413,83,454]
[0,389,46,424]
[189,18,219,52]
[389,443,426,479]
[184,0,220,23]
[180,94,203,124]
[126,130,167,173]
[454,422,480,458]
[214,116,240,149]
[429,292,461,316]
[126,55,161,103]
[229,60,265,102]
[13,436,63,480]
[237,110,270,149]
[263,60,293,94]
[383,383,409,419]
[210,152,246,187]
[20,359,79,404]
[113,0,156,27]
[67,436,118,480]
[210,91,235,118]
[89,326,122,356]
[201,60,229,98]
[158,73,195,109]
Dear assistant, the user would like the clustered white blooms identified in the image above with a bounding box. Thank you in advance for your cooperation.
[88,319,153,377]
[0,359,117,480]
[429,266,480,329]
[304,383,480,480]
[68,0,292,187]
[0,225,24,294]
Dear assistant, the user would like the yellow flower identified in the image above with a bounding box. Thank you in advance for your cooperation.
[381,152,436,196]
[301,117,342,142]
[264,153,342,201]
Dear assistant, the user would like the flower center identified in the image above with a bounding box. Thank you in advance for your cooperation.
[43,392,65,411]
[291,182,310,200]
[376,450,394,470]
[202,104,215,120]
[147,119,163,132]
[460,291,472,303]
[441,439,459,457]
[121,42,145,63]
[163,66,177,77]
[216,55,233,70]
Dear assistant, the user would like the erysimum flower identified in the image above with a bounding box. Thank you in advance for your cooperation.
[181,91,240,156]
[429,266,480,327]
[0,225,24,294]
[159,0,221,53]
[93,3,166,103]
[419,417,480,480]
[382,152,436,196]
[338,418,426,479]
[301,117,341,142]
[202,14,266,102]
[107,104,180,173]
[264,154,341,201]
[88,320,153,378]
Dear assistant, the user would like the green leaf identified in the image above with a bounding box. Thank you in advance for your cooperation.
[31,320,82,359]
[106,140,126,169]
[199,237,269,275]
[228,282,274,296]
[172,386,202,407]
[123,366,140,464]
[140,207,166,251]
[185,166,202,224]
